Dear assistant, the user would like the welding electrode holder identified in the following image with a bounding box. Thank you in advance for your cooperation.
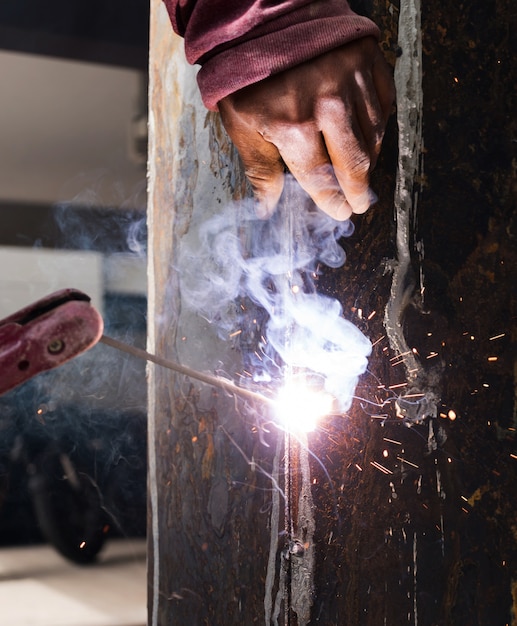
[0,288,274,409]
[0,289,104,396]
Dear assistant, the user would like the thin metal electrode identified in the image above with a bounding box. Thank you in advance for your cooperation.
[100,334,274,407]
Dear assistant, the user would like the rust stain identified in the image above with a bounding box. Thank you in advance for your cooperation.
[201,433,215,480]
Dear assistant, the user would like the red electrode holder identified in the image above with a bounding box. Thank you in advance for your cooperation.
[0,289,103,396]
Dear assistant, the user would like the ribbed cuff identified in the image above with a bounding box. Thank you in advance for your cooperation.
[197,15,380,110]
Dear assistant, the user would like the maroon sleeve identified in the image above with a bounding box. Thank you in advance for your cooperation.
[163,0,380,111]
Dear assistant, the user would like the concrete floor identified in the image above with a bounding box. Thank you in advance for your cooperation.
[0,538,146,626]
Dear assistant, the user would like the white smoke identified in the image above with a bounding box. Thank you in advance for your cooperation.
[179,179,372,413]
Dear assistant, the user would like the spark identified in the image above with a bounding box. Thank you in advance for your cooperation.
[274,381,334,433]
[510,454,517,461]
[487,356,498,362]
[370,461,393,475]
[229,329,242,337]
[390,351,413,361]
[371,334,386,347]
[388,382,408,390]
[426,352,438,359]
[397,456,419,469]
[489,333,505,341]
[367,310,376,320]
[383,438,402,445]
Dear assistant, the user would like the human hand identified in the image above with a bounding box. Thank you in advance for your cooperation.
[218,37,395,221]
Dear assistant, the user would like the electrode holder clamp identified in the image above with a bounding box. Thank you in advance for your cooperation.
[0,288,104,396]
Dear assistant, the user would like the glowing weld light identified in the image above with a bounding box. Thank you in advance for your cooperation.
[275,381,334,433]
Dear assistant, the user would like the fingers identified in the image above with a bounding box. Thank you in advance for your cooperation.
[352,70,386,168]
[217,40,395,221]
[319,97,374,215]
[359,51,395,171]
[274,125,354,221]
[222,109,372,221]
[372,49,397,123]
[319,50,394,213]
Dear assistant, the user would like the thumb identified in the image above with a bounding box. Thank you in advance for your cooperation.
[233,132,286,219]
[246,169,285,219]
[219,100,285,219]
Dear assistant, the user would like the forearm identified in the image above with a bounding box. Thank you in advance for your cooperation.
[163,0,380,110]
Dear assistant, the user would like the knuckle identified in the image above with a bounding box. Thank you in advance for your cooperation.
[245,165,276,186]
[344,153,371,180]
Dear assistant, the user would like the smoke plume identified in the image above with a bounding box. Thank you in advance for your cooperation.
[179,178,372,413]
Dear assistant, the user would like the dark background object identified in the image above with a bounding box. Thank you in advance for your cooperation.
[0,0,149,68]
[0,0,150,548]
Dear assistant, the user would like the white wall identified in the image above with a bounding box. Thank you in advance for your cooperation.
[0,246,104,318]
[0,50,146,208]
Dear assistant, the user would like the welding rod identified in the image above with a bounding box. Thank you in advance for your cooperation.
[100,334,274,407]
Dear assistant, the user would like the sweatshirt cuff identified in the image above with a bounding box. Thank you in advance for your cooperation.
[197,15,380,111]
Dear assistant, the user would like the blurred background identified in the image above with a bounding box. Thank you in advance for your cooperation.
[0,2,149,623]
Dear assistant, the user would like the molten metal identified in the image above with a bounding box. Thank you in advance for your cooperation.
[275,380,334,433]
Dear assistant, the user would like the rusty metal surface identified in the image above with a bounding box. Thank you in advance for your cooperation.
[148,0,516,623]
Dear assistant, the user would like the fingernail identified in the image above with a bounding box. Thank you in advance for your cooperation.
[352,189,377,215]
